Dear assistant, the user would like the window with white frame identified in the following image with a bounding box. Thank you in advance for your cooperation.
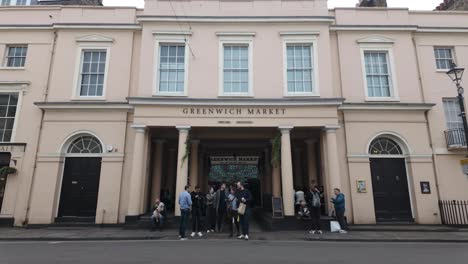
[363,51,393,98]
[443,98,463,130]
[78,50,107,97]
[286,44,314,94]
[158,44,186,94]
[434,47,454,70]
[0,93,18,142]
[0,0,31,5]
[4,46,27,68]
[223,45,249,95]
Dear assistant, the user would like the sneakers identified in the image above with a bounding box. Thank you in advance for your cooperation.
[237,235,245,239]
[190,232,196,237]
[317,230,323,234]
[244,235,249,241]
[197,232,203,237]
[339,230,348,234]
[180,237,188,241]
[309,230,316,234]
[207,230,210,233]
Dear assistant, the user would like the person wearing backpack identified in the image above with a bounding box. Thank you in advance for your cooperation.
[307,185,322,234]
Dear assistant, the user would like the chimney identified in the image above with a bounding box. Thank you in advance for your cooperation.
[358,0,388,7]
[435,0,468,11]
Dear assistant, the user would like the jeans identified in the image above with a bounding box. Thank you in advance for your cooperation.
[179,209,190,238]
[192,208,203,232]
[228,209,240,236]
[239,209,250,236]
[310,206,321,231]
[216,208,226,232]
[150,214,164,230]
[335,208,348,231]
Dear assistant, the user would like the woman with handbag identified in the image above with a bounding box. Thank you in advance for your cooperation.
[236,181,252,241]
[227,187,240,238]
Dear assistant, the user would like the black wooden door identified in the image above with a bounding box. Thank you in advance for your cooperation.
[58,157,102,217]
[370,158,413,222]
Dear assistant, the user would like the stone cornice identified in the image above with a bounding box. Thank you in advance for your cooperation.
[339,102,435,111]
[127,97,345,107]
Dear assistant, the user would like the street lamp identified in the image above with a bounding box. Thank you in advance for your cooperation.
[447,63,468,152]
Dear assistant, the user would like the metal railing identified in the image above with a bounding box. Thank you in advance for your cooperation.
[444,128,467,148]
[439,200,468,227]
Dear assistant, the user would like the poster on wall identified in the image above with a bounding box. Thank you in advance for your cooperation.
[356,180,367,193]
[420,181,431,194]
[460,159,468,177]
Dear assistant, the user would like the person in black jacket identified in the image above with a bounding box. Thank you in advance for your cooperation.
[190,186,204,237]
[236,181,252,241]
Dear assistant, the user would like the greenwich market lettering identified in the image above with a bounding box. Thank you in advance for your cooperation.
[182,108,286,115]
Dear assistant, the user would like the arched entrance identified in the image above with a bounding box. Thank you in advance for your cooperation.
[369,136,413,222]
[57,135,103,218]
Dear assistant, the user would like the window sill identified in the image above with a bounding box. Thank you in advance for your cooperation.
[218,94,254,98]
[71,97,107,101]
[0,67,25,70]
[153,93,187,97]
[436,69,450,73]
[284,93,320,98]
[365,97,400,102]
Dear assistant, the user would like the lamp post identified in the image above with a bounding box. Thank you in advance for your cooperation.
[446,64,468,152]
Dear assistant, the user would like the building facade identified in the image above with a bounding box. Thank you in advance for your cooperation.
[0,0,467,227]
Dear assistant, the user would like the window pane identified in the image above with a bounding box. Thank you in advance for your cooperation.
[286,44,313,93]
[158,44,185,93]
[223,45,249,94]
[0,93,18,142]
[364,51,391,97]
[434,47,454,70]
[79,51,106,97]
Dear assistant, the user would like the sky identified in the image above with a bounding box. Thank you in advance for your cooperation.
[103,0,442,10]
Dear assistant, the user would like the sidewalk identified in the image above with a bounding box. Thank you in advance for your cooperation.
[1,227,468,243]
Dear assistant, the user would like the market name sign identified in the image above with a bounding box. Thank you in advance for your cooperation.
[182,107,286,116]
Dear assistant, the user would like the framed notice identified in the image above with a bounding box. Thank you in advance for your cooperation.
[356,180,367,193]
[420,181,431,194]
[272,197,284,218]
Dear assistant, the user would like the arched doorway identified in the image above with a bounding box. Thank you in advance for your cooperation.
[369,136,413,222]
[57,135,103,218]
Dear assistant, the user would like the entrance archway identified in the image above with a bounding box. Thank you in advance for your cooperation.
[57,134,103,218]
[368,136,413,222]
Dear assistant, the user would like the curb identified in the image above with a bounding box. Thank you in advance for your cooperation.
[1,236,467,243]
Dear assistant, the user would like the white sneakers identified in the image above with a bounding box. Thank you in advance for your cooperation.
[237,234,249,240]
[309,230,323,234]
[190,232,203,237]
[180,237,188,241]
[339,230,348,234]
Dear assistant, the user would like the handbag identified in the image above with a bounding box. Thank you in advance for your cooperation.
[330,220,341,233]
[237,202,246,215]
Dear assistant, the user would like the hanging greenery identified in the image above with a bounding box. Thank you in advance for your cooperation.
[0,166,17,176]
[271,132,281,168]
[181,134,191,167]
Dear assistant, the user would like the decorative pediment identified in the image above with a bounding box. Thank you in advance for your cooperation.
[76,34,114,43]
[357,35,395,44]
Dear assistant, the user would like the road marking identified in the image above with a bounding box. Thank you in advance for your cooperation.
[48,241,63,244]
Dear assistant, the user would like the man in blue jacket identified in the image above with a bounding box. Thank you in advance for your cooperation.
[178,185,192,240]
[331,188,348,233]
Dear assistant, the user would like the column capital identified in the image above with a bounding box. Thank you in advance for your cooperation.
[278,126,294,133]
[323,125,340,133]
[176,125,191,132]
[131,124,147,133]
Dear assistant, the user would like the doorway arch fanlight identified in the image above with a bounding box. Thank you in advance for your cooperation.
[369,137,403,155]
[67,135,103,154]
